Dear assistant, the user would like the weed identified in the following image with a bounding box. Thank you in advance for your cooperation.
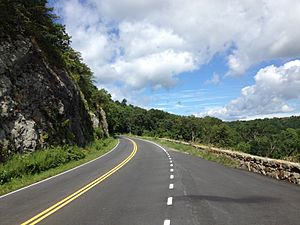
[0,138,117,195]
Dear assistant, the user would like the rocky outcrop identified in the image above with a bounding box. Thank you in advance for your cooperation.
[90,105,109,138]
[161,138,300,185]
[0,35,94,161]
[99,107,109,137]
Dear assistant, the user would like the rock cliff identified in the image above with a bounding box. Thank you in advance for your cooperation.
[0,34,95,161]
[90,105,110,138]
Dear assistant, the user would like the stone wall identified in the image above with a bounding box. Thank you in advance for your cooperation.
[161,138,300,185]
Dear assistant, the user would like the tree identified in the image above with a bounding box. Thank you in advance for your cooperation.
[280,128,300,157]
[210,124,235,147]
[121,99,127,106]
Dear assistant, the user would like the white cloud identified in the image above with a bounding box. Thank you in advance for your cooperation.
[95,49,196,89]
[54,0,300,98]
[203,60,300,120]
[118,22,186,60]
[112,50,196,89]
[227,54,250,76]
[90,0,167,22]
[99,84,150,107]
[56,0,117,73]
[205,73,221,85]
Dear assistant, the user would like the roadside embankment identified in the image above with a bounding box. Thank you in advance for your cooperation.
[0,138,118,196]
[161,138,300,185]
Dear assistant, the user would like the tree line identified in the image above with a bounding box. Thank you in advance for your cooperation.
[102,99,300,162]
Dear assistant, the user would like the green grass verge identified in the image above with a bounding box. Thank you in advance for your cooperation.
[140,136,240,168]
[0,138,118,196]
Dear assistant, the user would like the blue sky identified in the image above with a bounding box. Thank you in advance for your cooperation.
[142,55,242,115]
[49,0,300,120]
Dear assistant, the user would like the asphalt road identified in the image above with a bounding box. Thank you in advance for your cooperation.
[0,137,300,225]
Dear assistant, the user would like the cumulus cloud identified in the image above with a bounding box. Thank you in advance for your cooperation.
[54,0,300,93]
[112,50,196,89]
[56,0,117,77]
[203,60,300,120]
[118,22,187,60]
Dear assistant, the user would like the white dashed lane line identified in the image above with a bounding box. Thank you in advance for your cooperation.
[164,219,171,225]
[151,142,173,224]
[136,138,173,225]
[167,197,173,206]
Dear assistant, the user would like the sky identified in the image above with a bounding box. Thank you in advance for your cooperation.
[49,0,300,121]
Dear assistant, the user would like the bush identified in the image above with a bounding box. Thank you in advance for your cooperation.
[0,146,85,185]
[94,127,104,140]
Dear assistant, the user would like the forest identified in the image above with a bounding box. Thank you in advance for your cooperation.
[102,99,300,162]
[1,0,299,162]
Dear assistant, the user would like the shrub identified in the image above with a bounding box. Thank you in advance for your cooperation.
[0,146,85,185]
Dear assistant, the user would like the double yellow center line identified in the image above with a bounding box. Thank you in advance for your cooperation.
[21,138,138,225]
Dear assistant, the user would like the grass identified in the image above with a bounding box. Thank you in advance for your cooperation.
[0,138,118,196]
[140,136,240,168]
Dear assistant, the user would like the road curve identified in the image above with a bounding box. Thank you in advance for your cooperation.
[0,137,300,225]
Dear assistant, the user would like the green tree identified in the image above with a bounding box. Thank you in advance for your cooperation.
[280,128,300,158]
[210,124,235,147]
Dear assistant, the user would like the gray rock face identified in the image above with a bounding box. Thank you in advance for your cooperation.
[90,113,100,128]
[0,35,94,161]
[99,107,109,137]
[10,115,38,151]
[90,106,109,138]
